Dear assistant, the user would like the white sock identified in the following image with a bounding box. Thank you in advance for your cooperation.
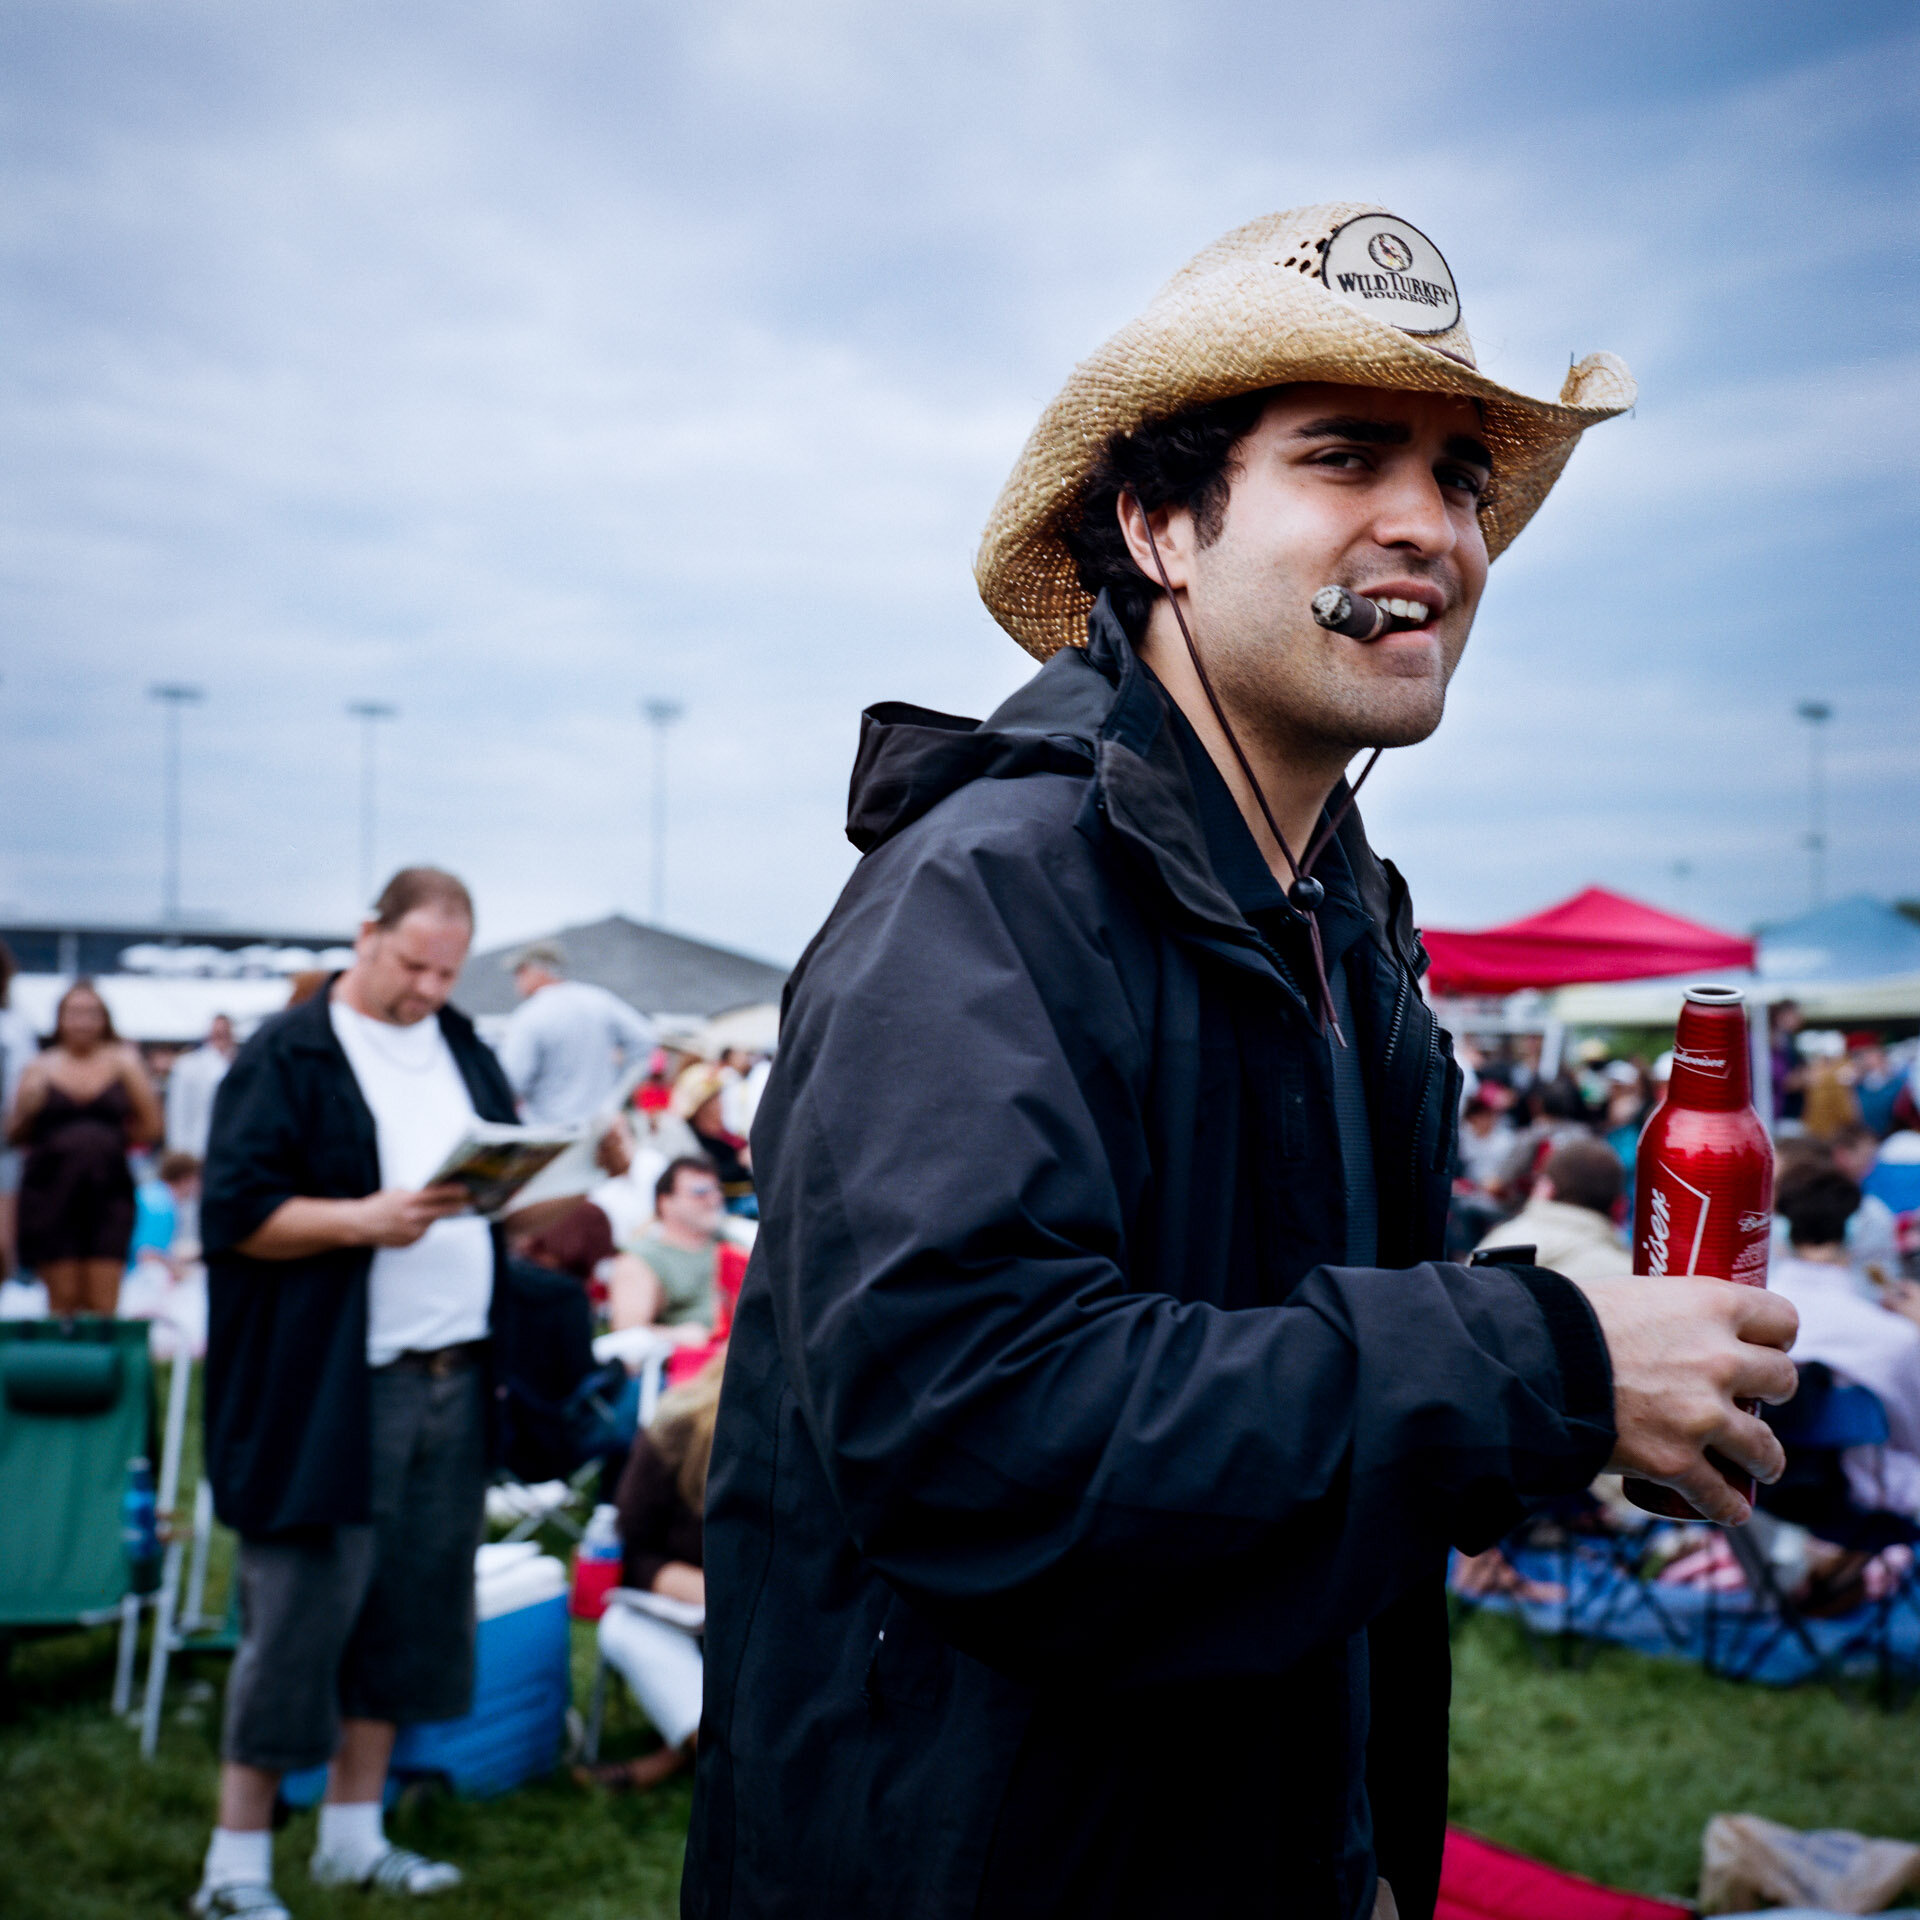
[203,1827,273,1890]
[316,1799,386,1872]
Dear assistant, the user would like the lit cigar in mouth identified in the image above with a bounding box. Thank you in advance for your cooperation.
[1310,585,1429,641]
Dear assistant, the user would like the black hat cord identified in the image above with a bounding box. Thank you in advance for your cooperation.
[1135,507,1381,1045]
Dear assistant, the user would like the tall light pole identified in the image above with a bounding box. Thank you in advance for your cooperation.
[642,699,684,926]
[148,683,205,924]
[347,701,398,910]
[1796,699,1833,908]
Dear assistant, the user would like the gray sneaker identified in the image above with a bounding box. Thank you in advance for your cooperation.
[189,1885,291,1920]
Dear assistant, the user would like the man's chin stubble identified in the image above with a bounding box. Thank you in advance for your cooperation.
[1313,684,1447,752]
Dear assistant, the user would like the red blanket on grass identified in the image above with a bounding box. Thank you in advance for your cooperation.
[1438,1829,1692,1920]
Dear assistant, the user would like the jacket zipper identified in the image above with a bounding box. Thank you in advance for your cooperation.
[1379,969,1441,1247]
[1381,969,1412,1071]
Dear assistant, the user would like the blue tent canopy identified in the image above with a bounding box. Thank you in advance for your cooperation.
[1757,895,1920,983]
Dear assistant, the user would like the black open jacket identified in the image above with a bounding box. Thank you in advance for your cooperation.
[200,985,516,1536]
[684,599,1615,1920]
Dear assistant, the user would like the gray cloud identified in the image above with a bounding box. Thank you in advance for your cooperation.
[1,0,1913,959]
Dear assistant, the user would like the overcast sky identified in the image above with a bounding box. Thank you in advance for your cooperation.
[2,1,1914,965]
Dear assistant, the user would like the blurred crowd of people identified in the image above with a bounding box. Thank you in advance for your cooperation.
[1449,1009,1920,1585]
[0,929,771,1328]
[1449,1010,1920,1270]
[0,907,772,1902]
[9,895,1920,1868]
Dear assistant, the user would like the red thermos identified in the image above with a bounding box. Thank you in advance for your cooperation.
[1623,984,1775,1522]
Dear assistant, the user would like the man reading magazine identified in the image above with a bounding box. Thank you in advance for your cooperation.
[192,866,628,1919]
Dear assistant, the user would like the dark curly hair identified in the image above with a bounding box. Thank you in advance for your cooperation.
[1059,387,1283,639]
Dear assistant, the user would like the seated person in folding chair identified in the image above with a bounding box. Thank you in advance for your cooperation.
[194,868,628,1920]
[579,1354,722,1793]
[1472,1137,1629,1286]
[610,1156,747,1387]
[1770,1166,1920,1521]
[1454,1139,1640,1601]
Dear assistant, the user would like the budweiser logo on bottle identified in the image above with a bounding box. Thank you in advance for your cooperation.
[1641,1160,1770,1282]
[1669,1045,1729,1078]
[1624,984,1775,1523]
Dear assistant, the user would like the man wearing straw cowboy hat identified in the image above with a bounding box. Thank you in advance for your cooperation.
[684,205,1798,1920]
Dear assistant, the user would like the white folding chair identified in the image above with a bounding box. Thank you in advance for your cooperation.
[137,1347,235,1756]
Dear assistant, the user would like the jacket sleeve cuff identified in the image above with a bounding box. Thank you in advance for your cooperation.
[201,1186,299,1256]
[1504,1263,1616,1463]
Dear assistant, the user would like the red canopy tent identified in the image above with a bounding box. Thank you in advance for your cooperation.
[1422,887,1755,998]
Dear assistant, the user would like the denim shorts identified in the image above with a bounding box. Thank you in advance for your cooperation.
[221,1357,487,1774]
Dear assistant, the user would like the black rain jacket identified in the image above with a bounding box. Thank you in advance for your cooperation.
[683,599,1616,1920]
[200,985,516,1535]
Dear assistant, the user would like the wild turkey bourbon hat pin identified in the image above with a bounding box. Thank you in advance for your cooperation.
[1318,212,1461,338]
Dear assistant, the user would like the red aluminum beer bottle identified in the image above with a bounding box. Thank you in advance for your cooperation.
[1623,984,1775,1522]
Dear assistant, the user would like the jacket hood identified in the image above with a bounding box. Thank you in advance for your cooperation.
[844,633,1116,855]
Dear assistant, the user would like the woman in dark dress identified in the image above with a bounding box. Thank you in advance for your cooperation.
[5,979,162,1314]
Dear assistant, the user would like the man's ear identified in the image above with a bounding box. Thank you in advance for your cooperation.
[1116,491,1193,591]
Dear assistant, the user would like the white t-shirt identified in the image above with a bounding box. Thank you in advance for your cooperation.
[330,998,495,1367]
[165,1042,232,1158]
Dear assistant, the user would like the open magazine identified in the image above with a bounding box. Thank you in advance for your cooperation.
[496,1054,655,1213]
[424,1122,579,1218]
[427,1054,657,1220]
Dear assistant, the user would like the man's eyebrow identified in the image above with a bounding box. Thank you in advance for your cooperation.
[1293,415,1410,446]
[1443,433,1494,470]
[1291,416,1495,473]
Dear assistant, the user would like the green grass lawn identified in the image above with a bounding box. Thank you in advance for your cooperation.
[4,1360,1914,1914]
[0,1609,692,1920]
[1448,1609,1920,1901]
[0,1337,693,1920]
[4,1601,1915,1916]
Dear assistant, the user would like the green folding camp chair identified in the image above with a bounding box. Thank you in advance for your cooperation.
[0,1318,156,1708]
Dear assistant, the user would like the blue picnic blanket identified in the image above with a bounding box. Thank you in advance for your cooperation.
[1458,1536,1920,1687]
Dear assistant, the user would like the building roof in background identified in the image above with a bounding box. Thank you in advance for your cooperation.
[0,918,352,978]
[455,915,788,1021]
[1756,895,1920,984]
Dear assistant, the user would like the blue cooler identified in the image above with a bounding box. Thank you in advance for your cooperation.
[282,1545,570,1807]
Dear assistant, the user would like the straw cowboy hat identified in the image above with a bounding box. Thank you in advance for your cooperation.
[976,201,1636,659]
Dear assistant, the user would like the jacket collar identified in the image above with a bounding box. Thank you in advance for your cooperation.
[1085,598,1427,983]
[282,974,482,1053]
[1082,598,1403,989]
[281,974,500,1122]
[842,592,1423,989]
[281,978,351,1056]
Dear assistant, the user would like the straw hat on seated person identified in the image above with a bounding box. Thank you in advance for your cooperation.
[671,1064,728,1126]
